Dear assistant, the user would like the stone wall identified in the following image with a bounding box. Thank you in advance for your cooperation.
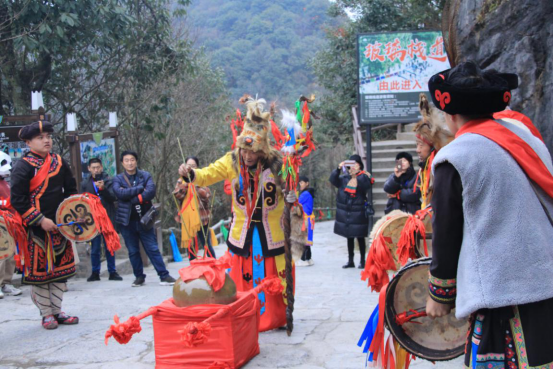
[453,0,553,151]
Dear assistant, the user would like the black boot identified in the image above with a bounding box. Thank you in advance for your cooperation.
[343,239,355,268]
[342,259,355,268]
[358,237,366,269]
[87,272,100,282]
[109,272,123,281]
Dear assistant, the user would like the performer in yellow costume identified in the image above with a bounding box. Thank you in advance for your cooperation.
[179,96,295,332]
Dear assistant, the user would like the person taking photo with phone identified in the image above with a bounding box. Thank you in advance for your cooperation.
[81,158,122,282]
[329,154,374,269]
[383,152,421,214]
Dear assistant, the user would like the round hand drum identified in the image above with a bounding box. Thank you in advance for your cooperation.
[56,195,99,242]
[370,210,410,270]
[415,211,433,259]
[384,258,469,361]
[0,215,15,260]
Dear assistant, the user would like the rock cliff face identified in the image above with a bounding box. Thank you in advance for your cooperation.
[453,0,553,151]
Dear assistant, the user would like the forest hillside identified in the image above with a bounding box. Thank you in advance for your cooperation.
[185,0,335,107]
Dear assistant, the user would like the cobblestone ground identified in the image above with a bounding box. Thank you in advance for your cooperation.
[0,221,462,368]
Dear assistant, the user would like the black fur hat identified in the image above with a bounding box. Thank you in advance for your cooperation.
[19,121,54,141]
[428,61,518,115]
[349,154,364,171]
[395,152,413,164]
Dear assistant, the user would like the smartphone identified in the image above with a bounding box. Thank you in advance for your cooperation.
[343,160,356,168]
[396,159,403,170]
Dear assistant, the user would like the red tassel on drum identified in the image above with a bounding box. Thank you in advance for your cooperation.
[0,204,30,273]
[396,209,431,265]
[83,194,121,256]
[362,234,396,292]
[384,335,396,369]
[368,284,388,365]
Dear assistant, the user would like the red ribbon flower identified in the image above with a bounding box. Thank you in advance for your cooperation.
[105,315,142,345]
[178,322,212,347]
[178,256,231,292]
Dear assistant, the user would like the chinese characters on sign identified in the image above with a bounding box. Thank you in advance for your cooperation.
[365,37,447,63]
[358,31,450,124]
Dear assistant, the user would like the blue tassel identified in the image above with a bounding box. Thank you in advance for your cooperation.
[239,173,244,197]
[472,341,478,369]
[358,304,379,364]
[252,226,266,315]
[170,231,183,262]
[286,127,296,146]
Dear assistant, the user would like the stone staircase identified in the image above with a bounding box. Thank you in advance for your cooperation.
[354,121,418,220]
[370,138,417,219]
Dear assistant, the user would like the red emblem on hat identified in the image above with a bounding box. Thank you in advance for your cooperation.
[435,90,451,110]
[503,91,511,103]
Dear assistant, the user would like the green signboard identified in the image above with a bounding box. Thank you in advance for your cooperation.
[358,31,450,124]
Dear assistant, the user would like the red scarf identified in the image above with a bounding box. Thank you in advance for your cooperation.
[344,170,367,197]
[29,152,53,192]
[456,111,553,198]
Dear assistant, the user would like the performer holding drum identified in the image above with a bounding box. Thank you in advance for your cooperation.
[0,151,22,299]
[426,61,553,367]
[10,121,80,329]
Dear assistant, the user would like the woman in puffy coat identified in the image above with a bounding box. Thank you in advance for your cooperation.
[329,154,374,269]
[383,152,421,214]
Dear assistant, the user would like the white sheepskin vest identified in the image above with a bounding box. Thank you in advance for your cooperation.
[432,118,553,318]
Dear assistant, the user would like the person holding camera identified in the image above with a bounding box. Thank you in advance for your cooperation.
[383,152,421,215]
[329,154,374,269]
[113,151,176,287]
[81,158,122,282]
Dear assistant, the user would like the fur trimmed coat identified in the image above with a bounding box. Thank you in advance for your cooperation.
[189,151,285,257]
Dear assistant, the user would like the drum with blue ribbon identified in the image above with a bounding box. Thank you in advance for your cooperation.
[56,195,99,242]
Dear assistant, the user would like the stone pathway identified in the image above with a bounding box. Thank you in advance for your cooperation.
[0,221,462,368]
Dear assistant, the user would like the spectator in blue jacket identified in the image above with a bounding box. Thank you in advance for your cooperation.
[297,176,315,266]
[113,151,176,287]
[383,152,421,214]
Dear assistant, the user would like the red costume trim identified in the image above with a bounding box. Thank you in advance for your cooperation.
[457,116,553,198]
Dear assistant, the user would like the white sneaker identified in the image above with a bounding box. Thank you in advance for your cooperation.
[2,284,22,296]
[295,260,309,267]
[307,259,314,266]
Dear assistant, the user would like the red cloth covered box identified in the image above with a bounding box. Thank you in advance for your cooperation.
[153,291,260,369]
[106,277,283,369]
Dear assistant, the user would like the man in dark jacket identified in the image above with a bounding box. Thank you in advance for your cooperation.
[383,152,421,214]
[113,151,176,287]
[81,158,122,282]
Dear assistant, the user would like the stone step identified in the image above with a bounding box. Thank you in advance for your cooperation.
[371,140,417,151]
[371,147,418,159]
[396,132,417,141]
[371,167,397,179]
[372,158,404,169]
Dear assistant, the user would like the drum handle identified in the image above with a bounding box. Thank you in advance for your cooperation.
[57,220,84,232]
[394,306,427,325]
